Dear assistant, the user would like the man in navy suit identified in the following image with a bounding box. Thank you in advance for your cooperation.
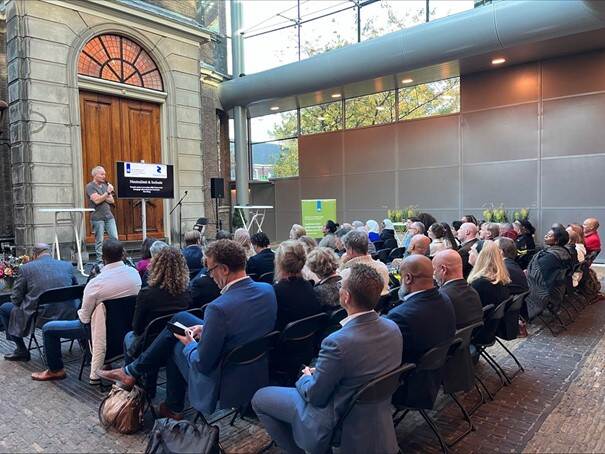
[97,240,277,418]
[387,255,456,409]
[246,232,275,279]
[253,264,403,454]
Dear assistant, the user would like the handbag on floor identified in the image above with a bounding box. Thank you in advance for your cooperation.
[98,384,146,434]
[144,418,220,454]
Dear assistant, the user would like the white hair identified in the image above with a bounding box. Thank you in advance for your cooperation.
[91,166,105,177]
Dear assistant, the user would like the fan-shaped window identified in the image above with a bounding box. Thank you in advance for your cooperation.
[78,34,164,91]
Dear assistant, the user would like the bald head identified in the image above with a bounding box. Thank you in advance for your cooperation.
[432,249,463,286]
[399,255,435,294]
[583,217,600,234]
[457,222,478,243]
[409,234,430,256]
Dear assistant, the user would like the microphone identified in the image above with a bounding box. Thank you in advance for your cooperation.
[185,190,188,195]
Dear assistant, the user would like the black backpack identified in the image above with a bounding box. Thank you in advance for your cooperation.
[145,418,221,454]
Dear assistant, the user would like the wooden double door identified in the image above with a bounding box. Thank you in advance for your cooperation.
[80,91,164,242]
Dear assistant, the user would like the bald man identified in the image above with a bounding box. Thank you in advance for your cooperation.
[583,217,601,255]
[456,222,478,278]
[406,234,431,257]
[433,250,483,329]
[386,255,455,408]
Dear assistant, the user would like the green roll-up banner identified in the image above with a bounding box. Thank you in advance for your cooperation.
[301,199,337,238]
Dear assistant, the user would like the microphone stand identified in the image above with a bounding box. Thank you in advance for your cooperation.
[170,190,188,248]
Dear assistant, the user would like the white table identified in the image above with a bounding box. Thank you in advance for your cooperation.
[39,208,94,275]
[233,205,273,233]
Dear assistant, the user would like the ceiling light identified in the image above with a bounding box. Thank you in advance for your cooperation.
[491,57,506,65]
[401,78,414,84]
[269,106,280,111]
[331,93,341,98]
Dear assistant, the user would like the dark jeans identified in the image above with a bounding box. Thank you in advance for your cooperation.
[0,302,26,350]
[125,311,203,412]
[124,330,158,397]
[42,319,89,371]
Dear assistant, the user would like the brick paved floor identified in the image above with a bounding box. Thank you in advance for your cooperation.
[1,299,604,453]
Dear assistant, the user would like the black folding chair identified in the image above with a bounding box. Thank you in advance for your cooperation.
[189,268,202,280]
[247,273,259,281]
[372,240,385,251]
[331,363,416,449]
[388,247,405,261]
[78,295,137,381]
[258,272,274,284]
[317,307,347,342]
[29,284,85,361]
[393,337,461,454]
[495,292,528,380]
[384,238,398,251]
[375,248,391,264]
[376,287,400,315]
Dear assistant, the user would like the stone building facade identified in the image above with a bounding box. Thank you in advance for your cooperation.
[0,0,231,254]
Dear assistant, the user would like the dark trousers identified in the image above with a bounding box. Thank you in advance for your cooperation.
[0,302,26,350]
[125,311,202,412]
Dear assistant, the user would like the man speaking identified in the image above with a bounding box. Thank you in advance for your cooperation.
[86,166,118,261]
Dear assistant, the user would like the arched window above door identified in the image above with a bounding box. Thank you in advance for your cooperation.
[78,34,164,91]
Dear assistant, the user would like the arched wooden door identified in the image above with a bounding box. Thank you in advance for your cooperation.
[80,91,164,242]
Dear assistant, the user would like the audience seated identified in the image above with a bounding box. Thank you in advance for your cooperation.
[124,247,192,363]
[386,255,456,408]
[495,237,528,294]
[246,232,275,278]
[479,222,500,241]
[32,239,141,382]
[499,222,518,240]
[467,240,511,309]
[142,241,169,286]
[273,241,322,331]
[380,219,396,242]
[428,223,456,257]
[98,240,277,418]
[418,213,437,233]
[318,220,339,249]
[525,226,573,319]
[339,230,389,295]
[289,224,306,240]
[0,243,78,362]
[461,214,478,225]
[136,237,155,278]
[366,219,381,243]
[298,236,320,282]
[432,249,483,329]
[306,247,342,312]
[215,230,233,240]
[457,222,479,278]
[513,219,536,269]
[405,234,430,257]
[253,264,403,454]
[401,220,425,250]
[334,226,353,257]
[234,228,255,259]
[188,266,221,309]
[567,226,585,287]
[583,217,601,255]
[182,231,204,272]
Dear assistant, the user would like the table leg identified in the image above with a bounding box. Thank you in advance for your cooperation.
[54,212,61,260]
[73,212,85,275]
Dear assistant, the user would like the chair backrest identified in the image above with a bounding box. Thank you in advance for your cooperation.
[376,248,391,264]
[140,312,175,351]
[330,307,347,324]
[259,272,274,284]
[585,250,600,265]
[416,337,459,372]
[103,295,138,362]
[222,331,280,368]
[189,268,201,280]
[473,298,509,345]
[247,273,259,282]
[454,321,484,350]
[388,247,405,261]
[384,238,398,251]
[372,240,385,251]
[38,284,85,306]
[507,291,529,313]
[280,312,329,343]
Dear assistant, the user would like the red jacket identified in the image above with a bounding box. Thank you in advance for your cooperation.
[584,231,601,254]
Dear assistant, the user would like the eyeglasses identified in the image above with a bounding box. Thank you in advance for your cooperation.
[206,265,219,277]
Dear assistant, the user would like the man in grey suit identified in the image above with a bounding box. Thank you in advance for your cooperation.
[0,244,77,361]
[253,263,403,454]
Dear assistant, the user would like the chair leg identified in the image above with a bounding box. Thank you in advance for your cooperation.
[446,393,474,447]
[537,314,562,336]
[418,409,449,454]
[482,349,513,385]
[496,338,524,379]
[479,349,509,387]
[468,382,488,415]
[474,373,495,401]
[78,350,90,381]
[229,409,240,426]
[393,408,410,428]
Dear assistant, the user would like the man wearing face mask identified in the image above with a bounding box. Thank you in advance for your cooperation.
[97,240,277,419]
[386,255,455,408]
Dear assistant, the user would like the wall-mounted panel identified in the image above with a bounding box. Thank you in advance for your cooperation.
[542,50,605,99]
[344,171,396,210]
[463,160,537,208]
[274,178,301,213]
[462,103,539,163]
[398,166,459,209]
[542,93,605,158]
[275,209,301,242]
[300,175,343,202]
[461,63,539,112]
[343,124,396,174]
[397,115,460,169]
[542,155,605,208]
[250,182,276,242]
[344,209,390,224]
[298,131,343,177]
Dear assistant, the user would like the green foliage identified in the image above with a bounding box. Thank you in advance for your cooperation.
[232,208,247,230]
[272,139,299,178]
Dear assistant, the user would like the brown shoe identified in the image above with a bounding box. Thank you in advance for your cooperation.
[31,369,66,381]
[157,402,184,421]
[96,368,136,390]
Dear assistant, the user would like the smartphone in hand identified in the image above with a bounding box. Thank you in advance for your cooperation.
[167,321,188,336]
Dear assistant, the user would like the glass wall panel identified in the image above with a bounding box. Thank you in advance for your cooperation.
[251,139,299,180]
[345,91,396,128]
[428,0,474,20]
[244,26,299,74]
[242,1,298,35]
[360,0,426,40]
[300,8,357,59]
[300,102,343,135]
[399,77,460,120]
[299,1,354,22]
[250,110,298,143]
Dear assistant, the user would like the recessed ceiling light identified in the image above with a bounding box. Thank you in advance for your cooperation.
[401,78,414,84]
[491,57,506,65]
[375,106,386,111]
[269,106,280,111]
[331,93,342,98]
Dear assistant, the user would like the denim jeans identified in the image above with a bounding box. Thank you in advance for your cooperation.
[91,218,118,261]
[124,330,158,397]
[0,302,26,350]
[42,319,89,371]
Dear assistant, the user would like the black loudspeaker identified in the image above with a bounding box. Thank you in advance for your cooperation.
[210,178,224,199]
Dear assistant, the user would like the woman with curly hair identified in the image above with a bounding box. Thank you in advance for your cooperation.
[306,247,342,312]
[124,247,192,362]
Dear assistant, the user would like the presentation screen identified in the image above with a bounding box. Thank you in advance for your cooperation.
[116,161,174,199]
[301,199,337,238]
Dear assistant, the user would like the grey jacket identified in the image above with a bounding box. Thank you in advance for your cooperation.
[9,255,78,337]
